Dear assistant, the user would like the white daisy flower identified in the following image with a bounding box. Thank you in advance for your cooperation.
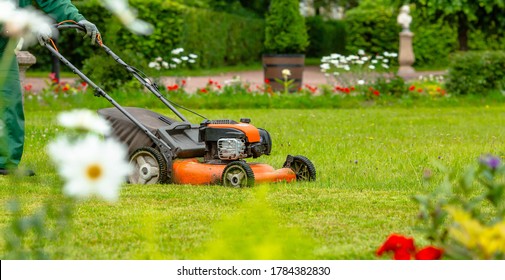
[189,54,198,59]
[103,0,153,35]
[382,64,389,69]
[188,59,196,64]
[358,49,365,56]
[358,80,365,85]
[57,109,111,135]
[148,62,159,69]
[282,69,291,78]
[320,63,330,70]
[181,56,189,61]
[155,57,163,62]
[161,61,169,69]
[48,135,131,202]
[172,57,182,64]
[369,65,376,70]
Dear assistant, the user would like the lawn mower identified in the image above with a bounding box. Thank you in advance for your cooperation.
[44,23,316,187]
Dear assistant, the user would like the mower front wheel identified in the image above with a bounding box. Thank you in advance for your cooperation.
[129,147,168,184]
[283,155,316,181]
[221,161,255,188]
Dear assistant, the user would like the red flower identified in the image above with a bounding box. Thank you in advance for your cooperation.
[208,79,214,85]
[415,246,443,260]
[350,86,355,91]
[167,84,179,91]
[373,90,380,96]
[49,72,59,83]
[417,88,423,93]
[264,79,270,84]
[376,234,415,257]
[62,84,70,91]
[23,84,33,91]
[344,88,350,94]
[409,85,416,91]
[394,249,412,260]
[199,88,208,94]
[81,82,88,88]
[181,79,187,85]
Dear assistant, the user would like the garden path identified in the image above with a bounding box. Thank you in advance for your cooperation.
[24,66,446,93]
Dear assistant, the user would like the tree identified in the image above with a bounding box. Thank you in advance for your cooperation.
[410,0,505,51]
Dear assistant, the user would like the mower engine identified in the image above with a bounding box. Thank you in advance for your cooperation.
[200,119,272,161]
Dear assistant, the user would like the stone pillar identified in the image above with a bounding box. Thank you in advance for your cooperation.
[398,31,415,77]
[15,51,37,85]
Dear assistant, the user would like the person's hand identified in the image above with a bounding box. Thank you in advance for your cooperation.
[78,20,100,45]
[36,24,53,46]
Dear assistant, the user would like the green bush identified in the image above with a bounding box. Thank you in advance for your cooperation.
[305,16,346,57]
[344,2,398,55]
[264,0,309,54]
[27,0,265,72]
[446,51,505,95]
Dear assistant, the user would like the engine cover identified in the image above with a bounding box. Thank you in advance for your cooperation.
[217,138,246,160]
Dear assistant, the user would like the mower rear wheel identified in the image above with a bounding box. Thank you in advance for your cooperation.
[129,147,168,184]
[222,161,255,188]
[283,155,316,181]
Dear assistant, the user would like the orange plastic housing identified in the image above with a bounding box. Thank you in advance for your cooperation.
[172,158,296,185]
[207,123,261,143]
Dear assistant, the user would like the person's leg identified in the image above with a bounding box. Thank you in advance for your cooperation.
[0,49,25,171]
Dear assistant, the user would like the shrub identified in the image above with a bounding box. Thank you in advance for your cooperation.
[446,51,505,95]
[344,1,398,56]
[264,0,309,54]
[27,0,265,72]
[305,16,346,57]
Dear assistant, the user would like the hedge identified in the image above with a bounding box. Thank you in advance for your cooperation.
[305,16,346,57]
[27,0,264,72]
[446,51,505,95]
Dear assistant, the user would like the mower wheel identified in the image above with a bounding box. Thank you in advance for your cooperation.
[221,161,255,188]
[283,155,316,181]
[129,147,168,184]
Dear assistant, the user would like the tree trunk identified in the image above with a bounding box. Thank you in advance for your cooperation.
[457,13,469,51]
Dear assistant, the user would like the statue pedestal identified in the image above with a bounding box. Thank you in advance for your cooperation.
[15,51,37,85]
[398,31,415,78]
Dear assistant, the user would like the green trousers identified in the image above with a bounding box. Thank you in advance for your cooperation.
[0,47,25,169]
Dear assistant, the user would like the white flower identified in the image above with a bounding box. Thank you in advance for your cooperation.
[361,56,369,61]
[148,62,159,69]
[188,60,196,64]
[161,61,169,69]
[48,135,131,202]
[171,48,184,55]
[282,69,291,77]
[320,63,330,70]
[358,49,365,56]
[155,57,163,62]
[358,80,365,85]
[369,65,376,70]
[103,0,153,35]
[382,64,389,69]
[172,57,182,64]
[344,65,351,71]
[181,56,189,61]
[371,59,378,64]
[169,63,177,68]
[57,109,111,135]
[189,54,198,59]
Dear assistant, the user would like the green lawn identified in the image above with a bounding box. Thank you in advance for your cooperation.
[1,105,504,259]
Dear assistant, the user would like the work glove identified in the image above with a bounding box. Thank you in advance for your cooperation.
[78,20,100,45]
[35,24,53,46]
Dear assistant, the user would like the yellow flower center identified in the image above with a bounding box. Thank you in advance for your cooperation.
[86,163,103,180]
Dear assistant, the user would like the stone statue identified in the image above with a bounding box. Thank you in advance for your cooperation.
[397,5,412,32]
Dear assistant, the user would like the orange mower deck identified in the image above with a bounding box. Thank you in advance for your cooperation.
[172,158,296,185]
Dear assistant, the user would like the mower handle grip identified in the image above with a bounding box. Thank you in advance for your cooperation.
[54,23,86,32]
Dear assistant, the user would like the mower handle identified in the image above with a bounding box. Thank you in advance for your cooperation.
[54,23,86,32]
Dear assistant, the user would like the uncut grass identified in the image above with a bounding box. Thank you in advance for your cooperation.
[1,106,504,259]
